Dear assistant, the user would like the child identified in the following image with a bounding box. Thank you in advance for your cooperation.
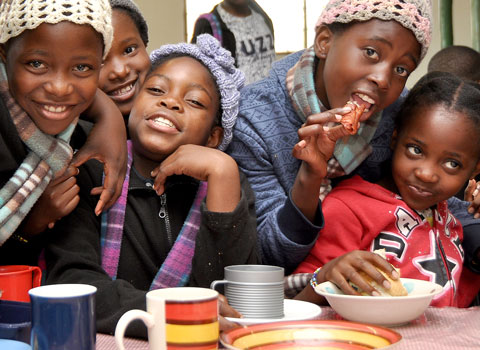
[226,0,433,273]
[99,0,150,124]
[192,0,275,85]
[428,45,480,82]
[0,0,126,263]
[294,72,480,307]
[427,45,480,200]
[44,34,258,337]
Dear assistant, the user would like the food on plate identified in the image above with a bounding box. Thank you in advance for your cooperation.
[340,101,366,135]
[350,249,408,296]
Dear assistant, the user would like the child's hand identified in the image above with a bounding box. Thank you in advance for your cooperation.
[22,165,80,235]
[72,90,127,216]
[319,250,399,296]
[465,179,480,218]
[219,294,242,331]
[150,144,241,212]
[292,106,352,177]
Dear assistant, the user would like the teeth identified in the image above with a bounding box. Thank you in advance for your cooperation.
[356,93,375,104]
[111,83,134,96]
[43,105,67,113]
[153,116,175,128]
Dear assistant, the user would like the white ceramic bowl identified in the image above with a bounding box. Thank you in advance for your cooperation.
[315,278,443,326]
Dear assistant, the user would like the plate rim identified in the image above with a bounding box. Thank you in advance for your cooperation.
[225,298,322,325]
[220,319,403,350]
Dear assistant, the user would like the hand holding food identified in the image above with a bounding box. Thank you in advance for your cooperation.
[340,101,366,135]
[349,249,408,296]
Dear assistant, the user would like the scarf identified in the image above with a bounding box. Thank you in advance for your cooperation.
[101,140,208,289]
[288,47,382,176]
[0,83,76,245]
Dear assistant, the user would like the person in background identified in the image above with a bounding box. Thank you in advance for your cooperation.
[227,0,433,273]
[428,45,480,82]
[191,0,275,85]
[99,0,150,128]
[0,0,126,264]
[44,34,258,338]
[294,72,480,308]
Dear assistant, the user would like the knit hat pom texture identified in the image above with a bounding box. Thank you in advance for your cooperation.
[0,0,113,58]
[317,0,432,60]
[150,34,245,151]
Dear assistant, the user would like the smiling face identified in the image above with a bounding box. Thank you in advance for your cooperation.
[0,22,103,135]
[99,9,150,117]
[129,56,221,166]
[314,19,421,122]
[391,104,480,211]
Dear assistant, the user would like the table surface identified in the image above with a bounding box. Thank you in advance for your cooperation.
[96,306,480,350]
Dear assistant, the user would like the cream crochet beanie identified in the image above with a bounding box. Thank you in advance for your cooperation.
[316,0,432,61]
[0,0,113,58]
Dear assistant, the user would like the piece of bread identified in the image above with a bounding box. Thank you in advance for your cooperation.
[350,249,408,296]
[356,270,408,296]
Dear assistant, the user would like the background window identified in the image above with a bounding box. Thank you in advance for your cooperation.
[185,0,328,53]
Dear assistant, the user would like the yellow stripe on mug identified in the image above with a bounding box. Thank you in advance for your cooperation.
[166,321,219,344]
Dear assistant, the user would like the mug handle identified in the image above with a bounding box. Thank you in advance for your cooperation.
[210,279,227,291]
[30,266,42,287]
[115,310,159,350]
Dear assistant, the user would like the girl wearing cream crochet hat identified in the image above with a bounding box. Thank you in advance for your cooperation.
[227,0,434,272]
[0,0,125,263]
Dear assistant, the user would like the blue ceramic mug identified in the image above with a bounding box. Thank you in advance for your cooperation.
[28,284,96,350]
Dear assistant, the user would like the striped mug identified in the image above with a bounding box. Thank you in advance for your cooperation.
[115,287,219,350]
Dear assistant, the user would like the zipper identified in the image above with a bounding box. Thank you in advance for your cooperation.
[159,193,173,247]
[436,235,455,304]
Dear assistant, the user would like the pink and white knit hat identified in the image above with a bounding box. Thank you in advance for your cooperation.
[316,0,432,60]
[0,0,113,58]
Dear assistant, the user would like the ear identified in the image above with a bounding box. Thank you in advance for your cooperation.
[314,25,333,59]
[0,44,6,64]
[205,126,224,149]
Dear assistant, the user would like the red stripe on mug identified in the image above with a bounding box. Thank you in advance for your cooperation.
[166,298,217,321]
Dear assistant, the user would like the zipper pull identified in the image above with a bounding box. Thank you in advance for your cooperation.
[159,194,166,219]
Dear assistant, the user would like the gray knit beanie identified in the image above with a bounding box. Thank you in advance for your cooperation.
[316,0,432,61]
[110,0,148,45]
[149,34,245,151]
[0,0,113,59]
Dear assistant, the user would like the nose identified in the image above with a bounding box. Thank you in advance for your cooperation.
[43,72,74,97]
[159,94,182,111]
[367,64,391,90]
[414,165,439,183]
[107,56,130,80]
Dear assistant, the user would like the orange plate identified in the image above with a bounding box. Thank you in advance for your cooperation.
[220,319,401,350]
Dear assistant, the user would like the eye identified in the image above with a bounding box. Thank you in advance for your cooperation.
[407,145,422,156]
[147,87,164,94]
[124,45,136,55]
[28,60,45,69]
[74,64,92,72]
[395,66,409,77]
[188,99,205,108]
[364,48,379,60]
[445,160,460,170]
